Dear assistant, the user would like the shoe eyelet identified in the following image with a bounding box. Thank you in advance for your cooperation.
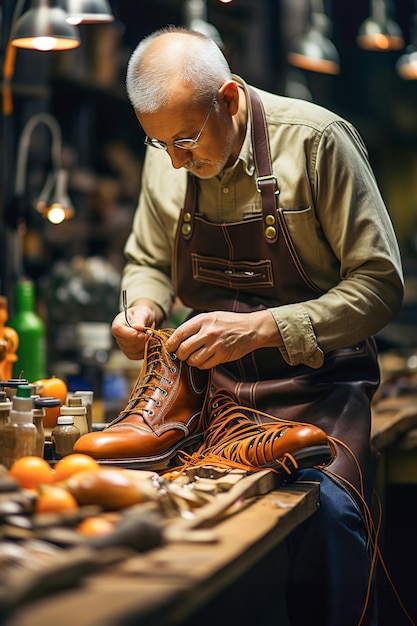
[212,402,218,409]
[147,409,154,416]
[161,389,168,396]
[167,380,173,386]
[170,352,178,361]
[170,367,177,373]
[155,400,161,406]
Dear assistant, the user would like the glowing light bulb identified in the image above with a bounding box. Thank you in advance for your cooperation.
[66,17,83,25]
[47,205,66,224]
[33,37,57,51]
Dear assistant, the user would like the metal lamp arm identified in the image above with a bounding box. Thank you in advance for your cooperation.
[14,112,63,198]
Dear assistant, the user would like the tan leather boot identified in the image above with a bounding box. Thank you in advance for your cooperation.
[74,328,211,468]
[181,388,335,475]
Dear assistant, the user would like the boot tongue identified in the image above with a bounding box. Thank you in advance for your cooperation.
[127,329,175,409]
[141,332,170,385]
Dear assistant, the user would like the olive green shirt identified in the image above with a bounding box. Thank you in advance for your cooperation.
[122,78,404,369]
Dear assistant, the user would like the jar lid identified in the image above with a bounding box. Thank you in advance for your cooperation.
[61,403,86,416]
[16,385,31,398]
[67,396,83,407]
[56,415,74,425]
[74,391,94,402]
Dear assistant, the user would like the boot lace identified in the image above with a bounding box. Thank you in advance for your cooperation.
[105,328,178,431]
[176,388,337,475]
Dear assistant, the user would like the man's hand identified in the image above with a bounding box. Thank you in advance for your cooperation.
[111,299,164,360]
[165,310,282,369]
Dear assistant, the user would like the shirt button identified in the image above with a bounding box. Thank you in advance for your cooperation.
[222,187,229,194]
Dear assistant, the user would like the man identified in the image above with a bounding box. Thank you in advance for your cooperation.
[111,26,403,625]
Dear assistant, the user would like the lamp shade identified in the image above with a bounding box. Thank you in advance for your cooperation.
[64,0,115,25]
[287,29,340,75]
[397,48,417,79]
[184,0,223,47]
[11,4,80,51]
[15,113,75,225]
[36,169,75,224]
[396,13,417,79]
[287,12,340,75]
[357,0,404,51]
[357,16,404,51]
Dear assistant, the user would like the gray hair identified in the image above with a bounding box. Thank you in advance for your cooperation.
[126,26,232,113]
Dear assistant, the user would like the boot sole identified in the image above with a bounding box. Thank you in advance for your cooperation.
[264,443,334,473]
[94,431,204,470]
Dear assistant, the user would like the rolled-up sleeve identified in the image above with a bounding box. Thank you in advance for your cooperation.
[269,119,403,366]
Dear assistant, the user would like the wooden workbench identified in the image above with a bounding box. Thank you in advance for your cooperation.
[371,395,417,452]
[4,382,417,626]
[4,480,319,626]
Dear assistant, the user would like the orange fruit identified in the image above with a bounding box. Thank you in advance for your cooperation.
[77,515,115,537]
[35,486,78,513]
[8,456,54,490]
[53,453,100,483]
[32,376,68,429]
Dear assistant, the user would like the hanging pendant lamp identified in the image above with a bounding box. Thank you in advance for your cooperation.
[63,0,115,25]
[357,0,404,51]
[183,0,223,47]
[396,9,417,79]
[11,0,80,51]
[287,0,340,75]
[15,113,75,225]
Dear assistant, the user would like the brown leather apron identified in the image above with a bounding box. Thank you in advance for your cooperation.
[172,84,380,499]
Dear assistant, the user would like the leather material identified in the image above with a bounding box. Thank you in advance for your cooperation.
[213,338,379,498]
[188,388,336,475]
[73,329,211,467]
[172,85,323,314]
[173,83,380,503]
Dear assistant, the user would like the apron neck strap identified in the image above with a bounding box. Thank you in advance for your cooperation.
[183,82,279,242]
[247,84,279,242]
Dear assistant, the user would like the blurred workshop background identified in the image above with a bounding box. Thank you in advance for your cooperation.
[1,0,417,374]
[1,2,417,622]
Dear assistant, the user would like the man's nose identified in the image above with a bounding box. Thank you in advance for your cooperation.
[166,146,192,169]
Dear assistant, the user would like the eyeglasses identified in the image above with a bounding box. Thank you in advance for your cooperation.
[144,98,216,151]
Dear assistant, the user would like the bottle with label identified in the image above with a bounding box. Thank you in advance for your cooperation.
[32,396,61,459]
[51,415,80,459]
[73,390,94,432]
[32,406,45,458]
[8,279,46,383]
[2,384,37,469]
[61,396,88,436]
[0,391,12,466]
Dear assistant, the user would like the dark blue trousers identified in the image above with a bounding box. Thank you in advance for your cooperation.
[286,469,376,626]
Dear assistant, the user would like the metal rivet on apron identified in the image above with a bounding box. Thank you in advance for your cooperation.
[265,214,276,226]
[265,226,277,239]
[183,212,191,223]
[182,223,192,236]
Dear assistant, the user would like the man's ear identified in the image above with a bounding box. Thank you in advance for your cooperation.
[218,80,239,116]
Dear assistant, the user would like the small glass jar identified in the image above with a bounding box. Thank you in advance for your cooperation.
[32,407,46,458]
[51,415,80,459]
[2,385,37,469]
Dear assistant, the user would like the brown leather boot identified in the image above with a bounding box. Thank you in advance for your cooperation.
[179,388,336,475]
[73,328,211,468]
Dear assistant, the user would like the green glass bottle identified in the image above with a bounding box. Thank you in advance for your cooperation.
[8,279,46,383]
